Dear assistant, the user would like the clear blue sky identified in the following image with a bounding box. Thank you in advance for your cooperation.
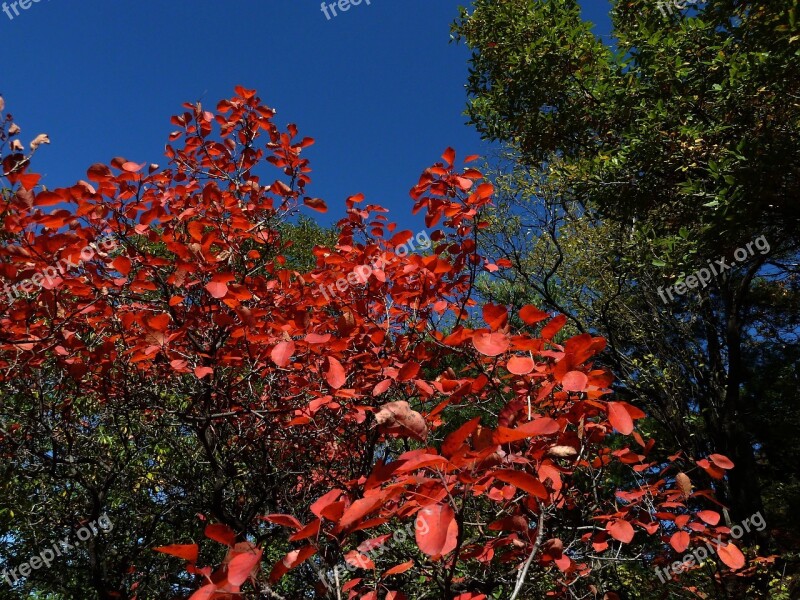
[1,0,611,229]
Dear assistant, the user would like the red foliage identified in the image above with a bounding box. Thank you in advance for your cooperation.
[0,88,744,598]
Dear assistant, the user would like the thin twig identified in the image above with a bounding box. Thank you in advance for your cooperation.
[509,508,546,600]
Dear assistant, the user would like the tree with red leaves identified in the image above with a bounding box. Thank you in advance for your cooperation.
[0,89,748,599]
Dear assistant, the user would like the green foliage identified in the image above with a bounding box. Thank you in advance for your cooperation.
[455,0,800,263]
[454,1,800,596]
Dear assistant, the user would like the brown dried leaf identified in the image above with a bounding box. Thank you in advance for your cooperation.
[676,472,692,499]
[374,401,428,442]
[30,133,50,151]
[548,445,578,458]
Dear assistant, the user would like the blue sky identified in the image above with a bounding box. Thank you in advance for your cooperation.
[1,0,611,230]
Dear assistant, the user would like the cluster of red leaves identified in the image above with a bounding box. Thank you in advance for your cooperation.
[0,89,743,599]
[155,524,262,599]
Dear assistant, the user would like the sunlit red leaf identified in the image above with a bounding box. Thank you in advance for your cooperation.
[697,510,720,526]
[562,370,588,392]
[607,519,635,543]
[669,531,690,553]
[205,280,228,299]
[154,544,199,563]
[472,332,509,357]
[493,469,549,500]
[270,341,295,368]
[303,197,327,213]
[540,314,567,339]
[311,489,343,519]
[383,560,414,578]
[262,514,303,530]
[482,303,508,331]
[607,402,634,435]
[718,542,745,570]
[519,305,550,324]
[415,504,458,557]
[338,495,385,531]
[205,523,236,547]
[325,356,346,389]
[507,355,534,375]
[709,454,735,470]
[227,546,263,586]
[493,417,559,444]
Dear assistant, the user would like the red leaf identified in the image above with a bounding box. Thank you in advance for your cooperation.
[154,544,199,563]
[303,197,328,213]
[145,313,170,332]
[205,523,236,547]
[87,163,112,181]
[519,305,550,324]
[269,545,317,583]
[397,361,421,382]
[507,355,534,375]
[112,256,132,276]
[34,190,66,207]
[311,489,343,519]
[382,560,414,577]
[562,371,588,392]
[442,147,456,167]
[122,161,144,172]
[188,584,218,600]
[205,280,228,299]
[288,519,321,542]
[482,303,508,331]
[492,417,560,444]
[607,519,635,544]
[540,314,567,340]
[670,531,690,553]
[227,546,263,586]
[608,402,634,435]
[194,366,213,379]
[373,379,392,395]
[415,504,458,557]
[262,514,303,530]
[344,551,375,572]
[304,333,331,344]
[718,542,745,570]
[697,458,726,480]
[697,510,720,526]
[270,341,295,368]
[493,470,549,500]
[472,332,510,357]
[325,356,346,389]
[441,417,481,458]
[709,454,735,470]
[338,496,385,531]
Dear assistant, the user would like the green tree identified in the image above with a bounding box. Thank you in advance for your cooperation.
[454,0,800,556]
